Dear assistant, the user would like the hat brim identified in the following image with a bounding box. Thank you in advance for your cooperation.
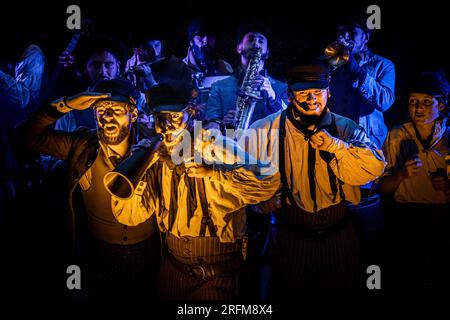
[290,81,329,91]
[109,94,133,102]
[91,95,134,107]
[151,104,187,113]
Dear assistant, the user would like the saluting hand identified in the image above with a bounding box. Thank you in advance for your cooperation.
[65,92,111,110]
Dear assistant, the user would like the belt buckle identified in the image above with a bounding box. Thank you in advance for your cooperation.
[315,228,328,236]
[190,265,207,280]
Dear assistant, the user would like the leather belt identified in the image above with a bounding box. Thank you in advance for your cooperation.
[167,253,243,280]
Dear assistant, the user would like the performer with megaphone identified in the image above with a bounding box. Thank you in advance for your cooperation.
[109,81,279,300]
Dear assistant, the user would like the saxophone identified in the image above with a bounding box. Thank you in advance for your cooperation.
[232,47,263,138]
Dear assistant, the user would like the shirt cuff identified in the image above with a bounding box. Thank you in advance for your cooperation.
[50,97,73,113]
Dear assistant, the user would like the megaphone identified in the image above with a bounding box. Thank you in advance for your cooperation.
[104,133,163,200]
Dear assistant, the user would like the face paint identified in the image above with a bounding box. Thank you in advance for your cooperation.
[93,100,134,145]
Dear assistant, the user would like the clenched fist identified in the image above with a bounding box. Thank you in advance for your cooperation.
[400,157,423,179]
[310,129,335,151]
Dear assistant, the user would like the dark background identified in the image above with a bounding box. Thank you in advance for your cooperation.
[0,0,448,311]
[1,0,448,126]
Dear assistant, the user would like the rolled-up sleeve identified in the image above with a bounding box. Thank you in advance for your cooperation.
[210,165,280,212]
[327,128,386,186]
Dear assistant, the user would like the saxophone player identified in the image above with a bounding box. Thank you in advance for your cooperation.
[206,24,288,131]
[204,24,288,299]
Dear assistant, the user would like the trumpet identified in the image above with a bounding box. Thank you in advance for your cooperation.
[323,40,353,69]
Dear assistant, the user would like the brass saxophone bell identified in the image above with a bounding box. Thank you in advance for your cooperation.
[323,41,351,68]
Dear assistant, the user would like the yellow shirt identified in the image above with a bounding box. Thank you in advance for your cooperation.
[245,110,386,213]
[111,138,279,243]
[383,119,449,204]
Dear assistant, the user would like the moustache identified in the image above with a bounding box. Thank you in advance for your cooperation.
[100,119,120,126]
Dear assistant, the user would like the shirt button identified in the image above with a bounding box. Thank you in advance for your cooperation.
[123,225,128,230]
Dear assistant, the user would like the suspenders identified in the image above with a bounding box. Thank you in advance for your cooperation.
[278,110,345,213]
[196,178,217,237]
[279,110,290,211]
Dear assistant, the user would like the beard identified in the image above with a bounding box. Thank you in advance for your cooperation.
[192,43,216,65]
[290,102,326,126]
[98,122,131,145]
[298,113,324,126]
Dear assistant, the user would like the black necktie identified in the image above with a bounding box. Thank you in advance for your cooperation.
[167,164,198,231]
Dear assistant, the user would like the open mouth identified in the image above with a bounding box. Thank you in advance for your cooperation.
[103,124,119,135]
[307,104,320,112]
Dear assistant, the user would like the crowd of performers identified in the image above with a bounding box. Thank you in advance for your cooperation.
[1,16,449,303]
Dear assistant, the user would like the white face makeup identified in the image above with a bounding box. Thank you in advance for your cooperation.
[153,110,191,148]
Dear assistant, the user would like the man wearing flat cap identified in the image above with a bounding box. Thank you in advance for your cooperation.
[111,81,279,300]
[183,19,233,76]
[245,61,386,300]
[15,79,161,302]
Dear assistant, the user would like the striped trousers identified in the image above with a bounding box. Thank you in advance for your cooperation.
[72,232,161,303]
[159,233,243,300]
[260,202,360,301]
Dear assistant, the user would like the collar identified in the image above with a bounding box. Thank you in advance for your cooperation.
[402,117,448,150]
[286,103,332,137]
